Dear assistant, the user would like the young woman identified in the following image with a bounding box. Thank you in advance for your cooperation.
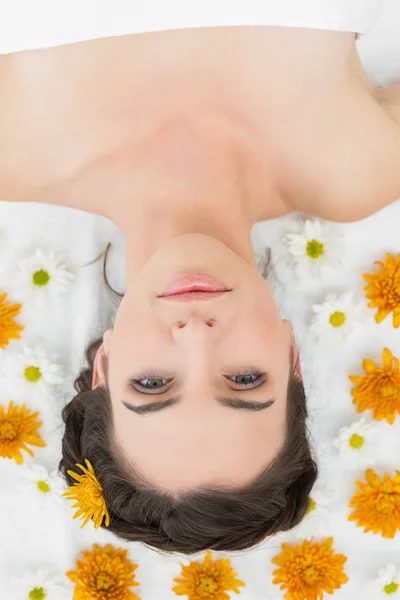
[1,2,399,554]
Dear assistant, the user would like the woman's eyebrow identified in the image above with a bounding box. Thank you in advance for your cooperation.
[122,396,276,415]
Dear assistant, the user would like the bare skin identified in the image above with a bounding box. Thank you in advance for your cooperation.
[1,27,399,490]
[1,27,399,221]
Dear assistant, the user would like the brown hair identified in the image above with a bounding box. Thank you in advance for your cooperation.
[58,244,318,554]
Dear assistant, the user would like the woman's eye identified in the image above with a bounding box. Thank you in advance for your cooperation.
[230,372,266,388]
[135,377,168,391]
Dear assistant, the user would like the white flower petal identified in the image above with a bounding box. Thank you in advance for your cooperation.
[309,292,364,342]
[370,564,400,599]
[294,484,334,539]
[282,219,344,281]
[2,343,64,399]
[16,248,75,304]
[9,566,72,600]
[333,418,380,467]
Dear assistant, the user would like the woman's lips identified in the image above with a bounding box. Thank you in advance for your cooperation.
[161,291,228,302]
[160,274,231,298]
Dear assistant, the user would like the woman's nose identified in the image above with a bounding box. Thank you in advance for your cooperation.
[172,316,220,336]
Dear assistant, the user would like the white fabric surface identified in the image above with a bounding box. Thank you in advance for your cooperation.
[1,4,400,599]
[0,0,382,55]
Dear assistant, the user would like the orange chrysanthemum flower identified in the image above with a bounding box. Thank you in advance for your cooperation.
[349,347,400,424]
[363,253,400,328]
[348,468,400,538]
[62,458,110,529]
[0,291,24,349]
[66,543,140,600]
[173,550,245,600]
[271,537,348,600]
[0,401,46,464]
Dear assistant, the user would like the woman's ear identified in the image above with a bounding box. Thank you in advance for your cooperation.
[92,329,113,388]
[92,343,108,389]
[293,343,303,380]
[103,328,113,354]
[283,319,303,380]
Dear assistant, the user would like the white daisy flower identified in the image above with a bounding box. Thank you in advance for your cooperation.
[309,292,364,342]
[2,343,64,398]
[9,566,72,600]
[284,219,344,280]
[294,485,334,539]
[17,248,75,305]
[15,463,66,503]
[370,564,400,599]
[333,417,378,468]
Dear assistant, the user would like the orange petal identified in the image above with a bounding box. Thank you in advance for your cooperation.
[365,469,381,488]
[362,359,377,374]
[349,375,364,383]
[386,412,396,425]
[374,260,385,269]
[375,308,391,324]
[363,274,376,283]
[204,550,212,569]
[321,537,334,550]
[382,348,394,370]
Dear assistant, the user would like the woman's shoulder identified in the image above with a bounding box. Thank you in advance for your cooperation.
[278,56,400,223]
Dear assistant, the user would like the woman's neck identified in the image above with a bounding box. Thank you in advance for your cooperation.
[104,120,265,286]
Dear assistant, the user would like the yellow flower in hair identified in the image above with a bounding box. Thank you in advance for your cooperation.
[363,252,400,328]
[0,291,24,349]
[66,543,140,600]
[173,550,245,599]
[62,458,110,529]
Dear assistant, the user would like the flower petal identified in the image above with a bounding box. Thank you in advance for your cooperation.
[362,359,377,374]
[375,308,391,324]
[382,348,394,370]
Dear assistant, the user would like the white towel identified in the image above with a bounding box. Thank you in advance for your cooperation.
[0,0,382,55]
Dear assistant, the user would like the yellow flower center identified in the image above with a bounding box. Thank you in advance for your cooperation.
[24,366,42,382]
[379,378,397,399]
[96,572,114,591]
[383,272,400,306]
[376,492,395,514]
[197,575,219,596]
[372,261,400,308]
[37,480,51,493]
[307,498,316,514]
[33,269,50,287]
[0,421,17,441]
[384,581,399,595]
[349,434,364,449]
[86,483,102,505]
[329,311,346,327]
[29,587,46,600]
[306,239,324,259]
[303,565,320,584]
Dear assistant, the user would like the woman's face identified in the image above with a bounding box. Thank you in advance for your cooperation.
[92,234,301,491]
